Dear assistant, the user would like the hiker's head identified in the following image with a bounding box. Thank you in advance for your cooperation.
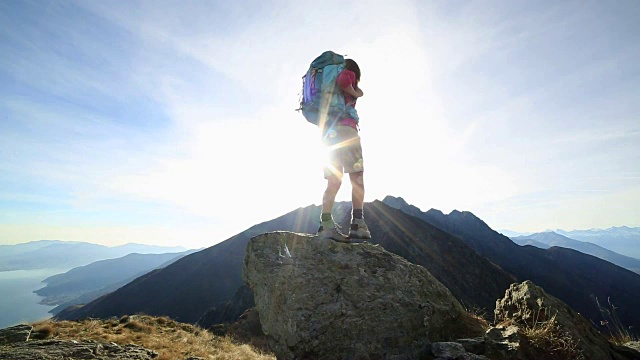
[345,59,361,82]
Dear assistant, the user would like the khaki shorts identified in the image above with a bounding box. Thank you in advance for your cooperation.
[323,125,364,179]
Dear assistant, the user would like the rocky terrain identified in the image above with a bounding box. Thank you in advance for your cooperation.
[242,231,640,360]
[0,315,272,360]
[2,230,640,359]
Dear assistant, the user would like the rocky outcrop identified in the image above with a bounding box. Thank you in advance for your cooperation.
[0,324,158,359]
[243,231,484,360]
[627,342,640,353]
[0,325,32,345]
[0,338,158,360]
[493,281,640,360]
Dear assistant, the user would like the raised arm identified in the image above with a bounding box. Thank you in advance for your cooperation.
[341,84,364,98]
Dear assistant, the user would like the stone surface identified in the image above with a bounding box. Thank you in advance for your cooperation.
[0,339,158,359]
[494,280,640,360]
[484,325,521,356]
[455,337,485,355]
[431,341,489,360]
[0,324,32,345]
[626,342,640,352]
[431,342,466,358]
[483,325,524,360]
[243,231,484,360]
[614,343,640,360]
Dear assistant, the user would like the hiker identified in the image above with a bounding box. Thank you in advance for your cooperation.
[316,59,371,242]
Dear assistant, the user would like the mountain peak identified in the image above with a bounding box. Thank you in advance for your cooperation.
[381,195,409,208]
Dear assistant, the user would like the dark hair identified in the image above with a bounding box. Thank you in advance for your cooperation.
[344,59,361,82]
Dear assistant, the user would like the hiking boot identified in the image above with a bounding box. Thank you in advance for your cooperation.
[349,218,371,240]
[317,224,350,243]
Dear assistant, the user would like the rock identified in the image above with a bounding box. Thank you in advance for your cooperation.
[432,342,466,358]
[483,325,523,359]
[431,341,489,359]
[615,343,640,360]
[243,231,484,360]
[0,324,32,345]
[494,280,640,360]
[485,325,520,349]
[0,339,158,359]
[455,337,485,355]
[626,342,640,352]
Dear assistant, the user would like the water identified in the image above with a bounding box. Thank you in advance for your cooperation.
[0,268,66,328]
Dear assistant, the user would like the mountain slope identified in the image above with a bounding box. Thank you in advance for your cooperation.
[35,251,195,314]
[57,201,515,323]
[512,231,640,273]
[56,206,323,323]
[383,196,640,333]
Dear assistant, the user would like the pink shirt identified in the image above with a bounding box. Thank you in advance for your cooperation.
[336,70,359,130]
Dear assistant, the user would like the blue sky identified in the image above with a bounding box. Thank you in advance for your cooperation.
[1,0,639,248]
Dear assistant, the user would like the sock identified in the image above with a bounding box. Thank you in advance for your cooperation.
[320,213,334,230]
[352,208,363,220]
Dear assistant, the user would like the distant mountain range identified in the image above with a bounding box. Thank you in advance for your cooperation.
[556,227,640,259]
[56,197,640,337]
[35,250,197,314]
[499,227,640,259]
[511,231,640,274]
[497,229,532,238]
[0,241,188,271]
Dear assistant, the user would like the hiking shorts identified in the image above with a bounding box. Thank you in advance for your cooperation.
[323,125,364,179]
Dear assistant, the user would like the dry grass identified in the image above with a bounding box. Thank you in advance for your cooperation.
[438,309,491,341]
[596,297,638,345]
[31,315,275,360]
[465,306,491,332]
[521,311,584,360]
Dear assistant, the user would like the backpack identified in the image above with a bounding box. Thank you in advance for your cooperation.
[297,51,359,129]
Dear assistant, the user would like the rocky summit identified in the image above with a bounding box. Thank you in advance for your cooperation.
[243,231,485,360]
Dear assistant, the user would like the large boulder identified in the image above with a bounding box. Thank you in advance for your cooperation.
[243,231,484,360]
[494,280,640,360]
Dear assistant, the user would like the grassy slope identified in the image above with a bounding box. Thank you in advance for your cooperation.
[30,315,274,360]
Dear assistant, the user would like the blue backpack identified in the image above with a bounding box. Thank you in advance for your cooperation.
[298,51,359,129]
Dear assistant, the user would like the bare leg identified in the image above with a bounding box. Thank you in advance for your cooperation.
[349,171,364,210]
[322,175,342,215]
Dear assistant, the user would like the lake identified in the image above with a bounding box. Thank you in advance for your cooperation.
[0,268,67,328]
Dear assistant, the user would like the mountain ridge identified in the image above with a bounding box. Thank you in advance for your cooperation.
[56,200,515,323]
[382,195,640,334]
